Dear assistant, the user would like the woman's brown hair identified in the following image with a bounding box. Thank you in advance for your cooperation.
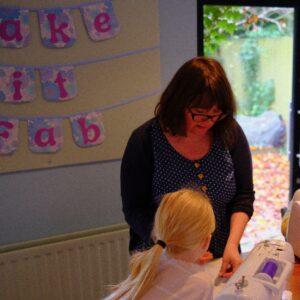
[155,56,237,147]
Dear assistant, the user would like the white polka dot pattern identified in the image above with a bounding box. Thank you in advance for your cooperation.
[151,121,237,257]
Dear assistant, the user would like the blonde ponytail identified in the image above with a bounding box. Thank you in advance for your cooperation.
[104,244,164,299]
[104,188,215,299]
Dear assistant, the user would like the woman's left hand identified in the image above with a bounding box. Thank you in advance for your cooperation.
[218,242,242,278]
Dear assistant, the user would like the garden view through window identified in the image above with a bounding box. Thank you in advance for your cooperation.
[203,5,294,252]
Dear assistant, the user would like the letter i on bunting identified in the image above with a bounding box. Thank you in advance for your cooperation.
[81,0,120,41]
[70,112,105,147]
[38,8,76,48]
[40,66,77,101]
[0,8,30,48]
[0,66,35,103]
[27,118,63,152]
[0,118,19,154]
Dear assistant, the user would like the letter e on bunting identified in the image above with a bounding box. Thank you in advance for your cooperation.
[0,66,35,103]
[70,112,105,147]
[28,118,63,152]
[38,8,76,48]
[0,118,19,154]
[81,0,120,41]
[40,66,77,101]
[0,8,30,48]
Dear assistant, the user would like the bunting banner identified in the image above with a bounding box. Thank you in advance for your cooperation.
[38,8,77,48]
[0,8,30,48]
[0,0,120,48]
[0,118,19,154]
[80,1,120,41]
[0,111,106,154]
[0,66,35,103]
[0,90,160,155]
[0,65,77,102]
[28,118,64,153]
[70,112,105,147]
[40,66,77,101]
[0,45,159,103]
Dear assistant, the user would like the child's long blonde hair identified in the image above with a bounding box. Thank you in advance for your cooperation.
[105,188,215,300]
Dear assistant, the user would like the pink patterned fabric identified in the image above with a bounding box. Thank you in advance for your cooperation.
[0,118,19,154]
[81,0,120,41]
[0,66,35,103]
[0,8,30,48]
[27,118,63,153]
[38,8,76,48]
[40,66,77,101]
[70,112,105,147]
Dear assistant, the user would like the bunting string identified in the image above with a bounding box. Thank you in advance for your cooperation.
[0,45,159,102]
[0,89,161,120]
[1,45,160,69]
[0,90,161,154]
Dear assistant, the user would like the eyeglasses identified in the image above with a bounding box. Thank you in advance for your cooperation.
[188,107,226,122]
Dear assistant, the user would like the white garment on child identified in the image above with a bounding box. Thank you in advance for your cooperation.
[141,252,214,300]
[103,252,214,300]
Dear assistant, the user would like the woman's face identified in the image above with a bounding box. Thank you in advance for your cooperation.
[185,105,223,136]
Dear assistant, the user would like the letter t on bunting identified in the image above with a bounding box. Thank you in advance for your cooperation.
[70,112,105,147]
[40,66,77,101]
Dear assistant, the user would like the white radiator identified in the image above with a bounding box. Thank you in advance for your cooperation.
[0,225,130,300]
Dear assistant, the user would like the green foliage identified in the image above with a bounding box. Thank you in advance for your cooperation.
[204,5,293,56]
[239,37,275,116]
[203,5,291,115]
[204,6,242,56]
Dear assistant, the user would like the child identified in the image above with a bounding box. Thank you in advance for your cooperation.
[104,188,216,300]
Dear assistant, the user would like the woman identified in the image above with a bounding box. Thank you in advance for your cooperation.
[121,56,255,278]
[105,189,216,299]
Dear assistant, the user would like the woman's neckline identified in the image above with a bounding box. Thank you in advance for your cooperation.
[162,129,215,162]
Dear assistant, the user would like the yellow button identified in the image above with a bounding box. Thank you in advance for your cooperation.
[198,173,204,180]
[194,162,201,168]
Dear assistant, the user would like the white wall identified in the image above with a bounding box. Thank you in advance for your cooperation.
[0,0,197,246]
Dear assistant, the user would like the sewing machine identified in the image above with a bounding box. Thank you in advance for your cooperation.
[215,240,295,300]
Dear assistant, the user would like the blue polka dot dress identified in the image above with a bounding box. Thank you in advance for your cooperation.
[151,120,237,257]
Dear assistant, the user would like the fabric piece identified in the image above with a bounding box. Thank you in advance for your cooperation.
[0,66,35,103]
[27,118,63,152]
[40,66,77,101]
[38,8,76,48]
[0,118,19,154]
[70,112,105,147]
[81,0,120,41]
[0,8,30,48]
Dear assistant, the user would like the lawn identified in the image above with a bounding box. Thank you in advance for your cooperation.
[241,148,289,252]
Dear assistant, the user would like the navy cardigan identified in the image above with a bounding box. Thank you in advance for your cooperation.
[121,118,255,253]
